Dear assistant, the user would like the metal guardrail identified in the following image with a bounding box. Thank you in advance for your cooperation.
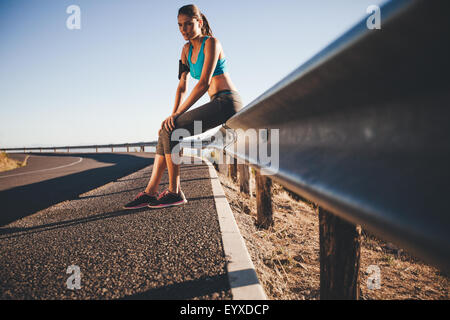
[199,0,450,276]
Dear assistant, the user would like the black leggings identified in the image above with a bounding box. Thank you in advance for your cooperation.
[156,90,243,155]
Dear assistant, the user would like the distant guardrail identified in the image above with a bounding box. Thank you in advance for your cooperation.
[1,140,212,154]
[1,142,158,153]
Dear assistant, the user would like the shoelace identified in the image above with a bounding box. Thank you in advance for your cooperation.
[134,192,145,200]
[157,190,170,200]
[134,191,157,200]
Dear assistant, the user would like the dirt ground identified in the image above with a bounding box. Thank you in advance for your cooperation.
[215,168,449,300]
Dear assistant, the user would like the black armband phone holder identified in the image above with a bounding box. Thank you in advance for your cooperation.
[178,60,190,80]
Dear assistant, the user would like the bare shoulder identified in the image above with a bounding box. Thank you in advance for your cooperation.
[181,42,190,63]
[182,42,190,53]
[205,36,222,53]
[205,36,220,46]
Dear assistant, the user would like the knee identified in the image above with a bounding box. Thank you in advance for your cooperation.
[158,127,172,146]
[158,127,168,137]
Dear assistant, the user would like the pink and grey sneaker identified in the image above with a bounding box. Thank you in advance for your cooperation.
[123,191,159,209]
[149,189,187,208]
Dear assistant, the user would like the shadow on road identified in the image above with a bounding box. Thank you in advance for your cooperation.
[0,153,155,227]
[120,273,230,300]
[0,194,219,239]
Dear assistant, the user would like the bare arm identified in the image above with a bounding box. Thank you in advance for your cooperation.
[172,80,188,115]
[172,44,190,114]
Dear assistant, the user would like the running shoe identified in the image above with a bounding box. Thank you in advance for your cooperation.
[123,191,159,209]
[148,189,187,208]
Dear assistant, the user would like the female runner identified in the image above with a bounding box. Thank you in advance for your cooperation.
[124,4,242,209]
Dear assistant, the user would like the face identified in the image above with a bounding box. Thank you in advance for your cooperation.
[178,14,202,41]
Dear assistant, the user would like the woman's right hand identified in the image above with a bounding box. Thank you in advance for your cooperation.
[158,113,179,136]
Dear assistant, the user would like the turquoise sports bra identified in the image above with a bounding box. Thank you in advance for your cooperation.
[188,36,227,80]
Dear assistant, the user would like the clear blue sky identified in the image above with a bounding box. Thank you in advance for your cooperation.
[0,0,386,148]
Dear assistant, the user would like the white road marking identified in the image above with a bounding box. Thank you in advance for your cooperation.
[0,157,83,178]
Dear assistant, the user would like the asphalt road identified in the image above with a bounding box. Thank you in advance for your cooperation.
[0,153,155,226]
[0,153,231,299]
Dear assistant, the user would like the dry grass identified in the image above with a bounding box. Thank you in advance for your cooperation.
[216,168,450,300]
[0,152,28,172]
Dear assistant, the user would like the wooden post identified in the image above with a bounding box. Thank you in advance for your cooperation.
[96,147,98,153]
[228,157,237,182]
[238,164,250,195]
[111,147,114,153]
[318,207,362,300]
[127,146,129,153]
[67,148,70,153]
[140,146,144,152]
[255,169,273,228]
[54,148,56,153]
[220,150,228,175]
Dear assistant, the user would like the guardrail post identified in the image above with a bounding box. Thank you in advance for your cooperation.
[111,147,114,153]
[228,157,237,182]
[127,146,129,153]
[255,169,273,228]
[67,148,69,153]
[140,146,144,152]
[238,164,250,195]
[209,150,218,171]
[220,150,228,175]
[318,207,362,300]
[54,148,56,153]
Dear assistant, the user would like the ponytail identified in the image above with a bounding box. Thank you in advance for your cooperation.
[200,13,213,36]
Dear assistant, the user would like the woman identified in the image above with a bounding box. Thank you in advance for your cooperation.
[124,4,242,209]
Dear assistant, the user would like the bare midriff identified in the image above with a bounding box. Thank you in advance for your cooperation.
[208,72,238,98]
